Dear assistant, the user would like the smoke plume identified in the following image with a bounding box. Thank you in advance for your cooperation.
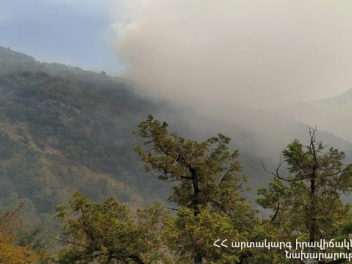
[113,0,352,113]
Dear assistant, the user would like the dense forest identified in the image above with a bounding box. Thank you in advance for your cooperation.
[2,47,352,263]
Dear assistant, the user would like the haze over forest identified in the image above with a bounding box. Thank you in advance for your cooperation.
[2,1,352,112]
[1,0,352,224]
[1,0,352,230]
[1,45,352,263]
[1,1,352,263]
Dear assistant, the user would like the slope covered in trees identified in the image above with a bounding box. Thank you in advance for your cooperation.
[0,46,170,230]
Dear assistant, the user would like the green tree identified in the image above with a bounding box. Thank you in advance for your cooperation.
[55,192,172,264]
[257,127,352,263]
[134,115,255,263]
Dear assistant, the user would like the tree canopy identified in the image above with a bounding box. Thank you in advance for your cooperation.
[55,192,172,264]
[257,127,352,263]
[134,115,256,263]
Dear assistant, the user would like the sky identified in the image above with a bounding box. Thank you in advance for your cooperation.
[0,0,123,72]
[1,0,352,111]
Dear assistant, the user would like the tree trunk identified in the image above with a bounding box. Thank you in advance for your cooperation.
[190,168,203,263]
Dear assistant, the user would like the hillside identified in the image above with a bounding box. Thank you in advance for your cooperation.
[0,47,171,230]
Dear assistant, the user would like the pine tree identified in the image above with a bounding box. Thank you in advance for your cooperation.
[257,127,352,263]
[134,115,255,263]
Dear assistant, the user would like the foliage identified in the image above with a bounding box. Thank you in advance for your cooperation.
[0,47,169,234]
[163,206,249,264]
[55,192,172,264]
[0,68,166,201]
[0,201,40,263]
[256,128,352,263]
[134,115,256,263]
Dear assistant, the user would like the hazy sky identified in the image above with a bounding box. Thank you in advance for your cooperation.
[1,0,352,111]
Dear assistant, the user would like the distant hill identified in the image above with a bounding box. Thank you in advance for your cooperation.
[282,89,352,142]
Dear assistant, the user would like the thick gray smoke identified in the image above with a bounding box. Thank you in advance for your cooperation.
[113,0,352,114]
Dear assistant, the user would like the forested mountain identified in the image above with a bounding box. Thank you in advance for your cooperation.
[1,46,352,236]
[0,46,168,230]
